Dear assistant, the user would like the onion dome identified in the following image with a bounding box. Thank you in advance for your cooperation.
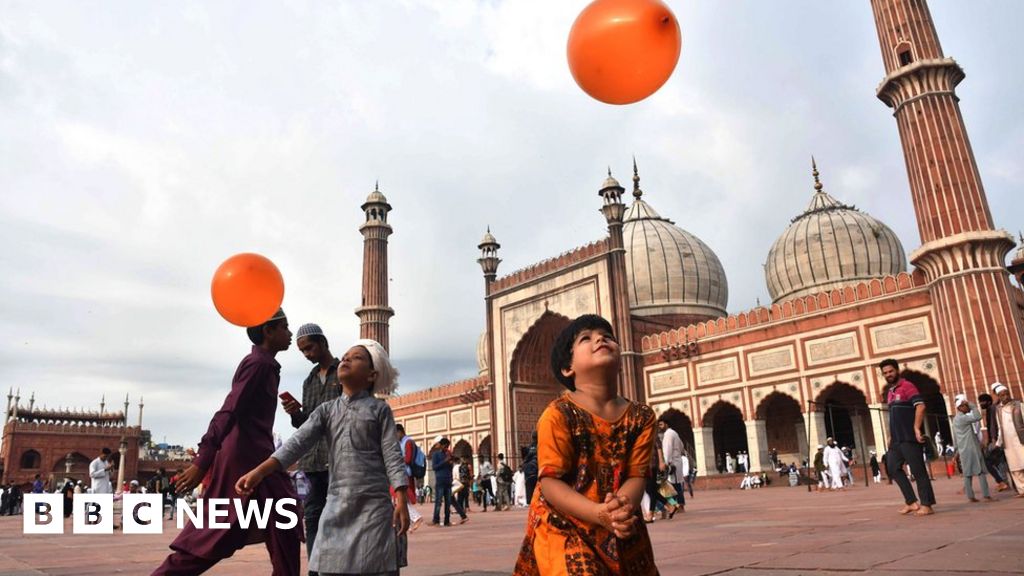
[477,331,489,376]
[765,159,906,304]
[622,161,729,320]
[361,181,391,211]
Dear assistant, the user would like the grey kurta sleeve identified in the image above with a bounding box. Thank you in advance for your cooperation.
[379,404,408,490]
[273,402,328,470]
[965,405,983,424]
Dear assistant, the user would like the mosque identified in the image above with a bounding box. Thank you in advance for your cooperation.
[376,0,1024,476]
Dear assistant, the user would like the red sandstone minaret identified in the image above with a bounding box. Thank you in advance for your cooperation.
[356,182,394,352]
[871,0,1024,396]
[599,166,641,400]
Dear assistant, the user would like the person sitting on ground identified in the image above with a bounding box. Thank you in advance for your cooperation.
[514,315,658,575]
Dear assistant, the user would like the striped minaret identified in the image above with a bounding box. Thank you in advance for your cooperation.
[872,0,1024,398]
[356,182,394,352]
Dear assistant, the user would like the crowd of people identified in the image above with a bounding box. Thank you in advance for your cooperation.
[0,450,189,520]
[4,310,1022,576]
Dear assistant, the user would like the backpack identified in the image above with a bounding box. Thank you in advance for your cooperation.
[499,463,513,483]
[409,441,427,479]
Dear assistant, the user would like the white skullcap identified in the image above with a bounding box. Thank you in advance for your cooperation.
[954,394,968,408]
[296,323,324,339]
[433,435,445,446]
[353,339,400,396]
[817,445,824,449]
[992,382,1008,395]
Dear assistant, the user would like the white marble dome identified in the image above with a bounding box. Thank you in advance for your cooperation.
[765,164,906,304]
[477,331,489,376]
[622,174,729,320]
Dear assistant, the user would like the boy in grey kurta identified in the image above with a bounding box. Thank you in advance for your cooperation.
[237,339,410,576]
[952,394,991,502]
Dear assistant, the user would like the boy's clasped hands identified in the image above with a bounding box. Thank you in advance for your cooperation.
[596,492,637,539]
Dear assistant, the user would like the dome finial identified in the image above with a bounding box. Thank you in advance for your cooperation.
[632,156,642,199]
[811,156,823,193]
[375,180,379,192]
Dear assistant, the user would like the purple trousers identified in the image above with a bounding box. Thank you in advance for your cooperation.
[152,526,301,576]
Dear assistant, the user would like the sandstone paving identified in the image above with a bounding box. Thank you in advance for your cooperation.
[0,477,1021,575]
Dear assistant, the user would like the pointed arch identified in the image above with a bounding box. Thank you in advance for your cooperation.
[477,435,492,464]
[755,392,805,457]
[19,449,41,470]
[704,400,747,466]
[452,439,473,462]
[509,311,572,455]
[815,381,874,450]
[658,408,695,456]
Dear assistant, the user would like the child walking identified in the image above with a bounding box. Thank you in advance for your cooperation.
[514,315,659,575]
[237,339,410,576]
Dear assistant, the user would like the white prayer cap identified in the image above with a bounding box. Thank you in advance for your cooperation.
[817,444,824,449]
[954,394,968,408]
[296,323,324,339]
[353,339,400,396]
[992,382,1008,395]
[433,435,445,446]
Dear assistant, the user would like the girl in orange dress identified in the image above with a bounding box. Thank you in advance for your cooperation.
[514,315,659,576]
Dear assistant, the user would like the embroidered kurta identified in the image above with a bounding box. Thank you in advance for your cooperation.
[272,389,408,574]
[952,405,985,477]
[170,346,300,560]
[514,394,659,576]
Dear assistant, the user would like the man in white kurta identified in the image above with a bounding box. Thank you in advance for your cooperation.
[993,382,1024,496]
[659,419,688,508]
[88,448,113,494]
[725,453,735,474]
[823,439,848,490]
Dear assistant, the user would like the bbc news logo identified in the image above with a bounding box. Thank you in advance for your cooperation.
[23,494,299,534]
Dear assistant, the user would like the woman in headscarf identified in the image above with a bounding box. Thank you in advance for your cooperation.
[237,339,410,575]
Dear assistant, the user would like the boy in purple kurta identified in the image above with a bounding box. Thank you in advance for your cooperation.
[153,309,302,576]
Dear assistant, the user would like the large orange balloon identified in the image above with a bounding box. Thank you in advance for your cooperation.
[210,253,285,327]
[567,0,681,105]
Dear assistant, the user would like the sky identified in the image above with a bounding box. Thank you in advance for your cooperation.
[2,1,1022,449]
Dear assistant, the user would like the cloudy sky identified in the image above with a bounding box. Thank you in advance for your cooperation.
[2,1,1022,449]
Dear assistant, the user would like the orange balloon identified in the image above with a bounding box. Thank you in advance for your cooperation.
[210,253,285,327]
[567,0,681,105]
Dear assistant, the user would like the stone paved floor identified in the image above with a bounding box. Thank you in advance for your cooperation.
[1,477,1022,575]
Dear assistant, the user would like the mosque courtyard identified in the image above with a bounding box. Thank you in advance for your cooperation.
[0,477,1021,575]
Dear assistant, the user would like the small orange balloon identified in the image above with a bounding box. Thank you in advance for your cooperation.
[567,0,681,105]
[210,253,285,327]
